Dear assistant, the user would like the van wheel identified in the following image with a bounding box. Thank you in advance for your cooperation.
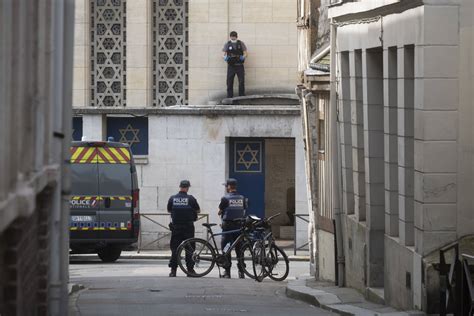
[97,246,122,263]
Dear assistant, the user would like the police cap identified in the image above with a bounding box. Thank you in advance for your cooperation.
[179,180,191,188]
[223,178,238,186]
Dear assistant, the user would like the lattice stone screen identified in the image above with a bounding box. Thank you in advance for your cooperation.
[152,0,188,107]
[90,0,126,107]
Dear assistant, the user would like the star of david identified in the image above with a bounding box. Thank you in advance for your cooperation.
[119,124,140,146]
[237,144,259,170]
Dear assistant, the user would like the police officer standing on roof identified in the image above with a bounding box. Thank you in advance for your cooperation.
[218,178,248,279]
[168,180,200,277]
[222,31,248,98]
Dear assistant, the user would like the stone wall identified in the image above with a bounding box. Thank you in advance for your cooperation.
[1,203,50,315]
[329,0,474,311]
[318,229,335,281]
[189,0,298,104]
[73,0,298,107]
[0,1,73,313]
[81,109,309,249]
[139,112,307,248]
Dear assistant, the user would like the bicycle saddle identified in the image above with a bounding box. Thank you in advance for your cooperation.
[202,223,217,228]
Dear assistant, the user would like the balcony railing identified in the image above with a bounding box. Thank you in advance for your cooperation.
[439,242,474,315]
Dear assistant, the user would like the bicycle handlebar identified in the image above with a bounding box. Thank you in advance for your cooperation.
[265,213,281,222]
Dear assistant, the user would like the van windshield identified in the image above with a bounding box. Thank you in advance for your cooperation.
[71,164,99,196]
[98,164,132,196]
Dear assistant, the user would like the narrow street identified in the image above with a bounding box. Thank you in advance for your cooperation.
[69,258,333,315]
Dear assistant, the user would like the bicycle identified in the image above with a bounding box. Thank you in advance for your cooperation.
[176,217,258,278]
[250,213,290,282]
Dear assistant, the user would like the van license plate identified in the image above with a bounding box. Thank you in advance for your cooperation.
[71,216,94,222]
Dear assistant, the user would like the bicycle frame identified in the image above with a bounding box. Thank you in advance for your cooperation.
[204,226,248,257]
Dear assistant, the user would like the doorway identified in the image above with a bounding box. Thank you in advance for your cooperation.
[228,138,295,240]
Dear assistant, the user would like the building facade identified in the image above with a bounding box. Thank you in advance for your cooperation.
[73,0,309,249]
[0,0,74,314]
[299,0,474,312]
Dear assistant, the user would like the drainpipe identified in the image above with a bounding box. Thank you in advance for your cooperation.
[330,19,345,287]
[48,0,64,312]
[303,90,318,276]
[48,0,74,314]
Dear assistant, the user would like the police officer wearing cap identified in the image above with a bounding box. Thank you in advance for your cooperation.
[222,31,248,98]
[167,180,200,277]
[218,178,248,278]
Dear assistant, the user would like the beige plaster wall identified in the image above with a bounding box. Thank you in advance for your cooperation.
[127,0,150,108]
[457,0,474,237]
[188,0,298,104]
[73,0,89,107]
[72,0,297,107]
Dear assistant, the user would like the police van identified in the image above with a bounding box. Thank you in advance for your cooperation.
[69,140,140,262]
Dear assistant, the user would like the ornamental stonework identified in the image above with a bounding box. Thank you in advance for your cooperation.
[90,0,126,107]
[152,0,188,107]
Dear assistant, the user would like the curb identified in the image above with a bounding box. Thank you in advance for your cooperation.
[286,277,424,316]
[68,284,85,316]
[286,278,352,316]
[68,283,85,296]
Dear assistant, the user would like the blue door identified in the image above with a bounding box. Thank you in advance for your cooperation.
[229,138,265,218]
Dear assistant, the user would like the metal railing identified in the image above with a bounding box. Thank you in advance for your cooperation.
[138,213,209,252]
[439,242,474,315]
[294,214,309,255]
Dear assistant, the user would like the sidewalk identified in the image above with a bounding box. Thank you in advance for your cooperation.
[69,250,310,262]
[286,276,424,316]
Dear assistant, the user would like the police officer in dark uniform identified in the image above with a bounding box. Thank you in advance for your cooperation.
[167,180,200,277]
[218,178,248,279]
[222,31,248,98]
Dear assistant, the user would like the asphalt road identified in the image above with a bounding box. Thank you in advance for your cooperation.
[69,258,334,316]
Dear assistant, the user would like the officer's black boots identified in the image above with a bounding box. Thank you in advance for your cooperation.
[187,268,196,277]
[222,270,231,279]
[238,270,245,279]
[169,268,177,277]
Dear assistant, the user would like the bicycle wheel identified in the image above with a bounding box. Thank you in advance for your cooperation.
[177,238,216,277]
[252,240,267,282]
[238,242,255,279]
[266,244,289,281]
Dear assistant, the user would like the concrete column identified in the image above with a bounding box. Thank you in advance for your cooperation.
[397,46,415,247]
[339,51,354,215]
[0,0,13,202]
[362,48,385,287]
[127,0,149,107]
[349,50,366,221]
[413,20,459,254]
[73,0,89,108]
[82,114,106,141]
[384,47,399,237]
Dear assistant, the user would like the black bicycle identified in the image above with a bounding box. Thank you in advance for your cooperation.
[176,217,257,278]
[250,214,289,282]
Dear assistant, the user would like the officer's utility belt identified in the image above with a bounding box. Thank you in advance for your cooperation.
[222,221,241,229]
[227,55,243,65]
[171,222,194,226]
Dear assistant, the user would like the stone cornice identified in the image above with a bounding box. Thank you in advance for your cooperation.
[73,106,301,116]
